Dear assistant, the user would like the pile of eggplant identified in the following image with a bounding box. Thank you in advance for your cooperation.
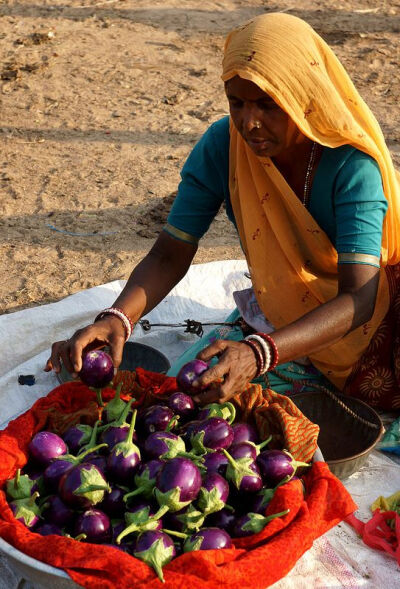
[5,355,309,582]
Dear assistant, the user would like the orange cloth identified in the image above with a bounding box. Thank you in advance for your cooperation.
[0,376,356,588]
[221,13,400,389]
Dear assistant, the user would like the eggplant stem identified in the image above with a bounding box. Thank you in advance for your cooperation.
[123,486,144,502]
[161,528,187,539]
[94,388,104,407]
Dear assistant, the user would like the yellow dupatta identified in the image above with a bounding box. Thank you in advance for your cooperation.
[221,13,400,388]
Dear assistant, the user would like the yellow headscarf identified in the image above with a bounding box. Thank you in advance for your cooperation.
[221,13,400,388]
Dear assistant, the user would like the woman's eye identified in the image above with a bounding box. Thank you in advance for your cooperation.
[229,99,243,109]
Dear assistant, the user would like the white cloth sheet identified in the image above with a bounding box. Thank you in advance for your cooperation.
[0,260,399,588]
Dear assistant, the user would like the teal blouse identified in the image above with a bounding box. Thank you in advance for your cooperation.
[166,116,387,266]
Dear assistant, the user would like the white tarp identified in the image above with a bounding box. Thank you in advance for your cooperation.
[1,260,399,588]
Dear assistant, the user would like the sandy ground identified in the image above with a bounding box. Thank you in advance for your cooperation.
[1,0,399,314]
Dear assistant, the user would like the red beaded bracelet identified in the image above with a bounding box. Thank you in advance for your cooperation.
[241,339,264,377]
[256,333,279,370]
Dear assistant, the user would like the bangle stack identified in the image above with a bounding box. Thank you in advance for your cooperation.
[241,332,279,378]
[95,307,134,342]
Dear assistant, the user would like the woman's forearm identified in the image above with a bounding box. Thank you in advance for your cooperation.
[271,266,380,364]
[113,232,197,323]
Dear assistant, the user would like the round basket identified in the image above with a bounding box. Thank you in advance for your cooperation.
[57,341,171,385]
[291,391,384,480]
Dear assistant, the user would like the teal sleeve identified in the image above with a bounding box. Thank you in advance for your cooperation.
[334,150,387,263]
[165,117,230,242]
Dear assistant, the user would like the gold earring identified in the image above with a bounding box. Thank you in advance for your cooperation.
[254,121,261,129]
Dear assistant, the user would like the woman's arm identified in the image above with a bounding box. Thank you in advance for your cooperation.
[45,231,197,375]
[193,262,380,403]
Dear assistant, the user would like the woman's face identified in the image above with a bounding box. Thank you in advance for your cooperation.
[225,76,304,157]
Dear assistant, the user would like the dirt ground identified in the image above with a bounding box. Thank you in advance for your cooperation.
[1,0,399,314]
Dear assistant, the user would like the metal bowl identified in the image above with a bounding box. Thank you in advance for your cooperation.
[291,391,384,479]
[57,341,171,384]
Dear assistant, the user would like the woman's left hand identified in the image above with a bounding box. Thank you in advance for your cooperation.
[191,339,258,404]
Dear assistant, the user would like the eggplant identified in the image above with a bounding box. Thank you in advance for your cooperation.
[202,451,228,476]
[41,495,75,528]
[163,503,205,533]
[28,431,67,466]
[74,508,112,543]
[133,530,176,583]
[137,405,175,437]
[123,459,164,502]
[79,350,114,390]
[98,485,127,518]
[231,422,259,445]
[229,436,271,463]
[167,392,195,420]
[231,509,289,538]
[10,492,40,528]
[155,457,202,512]
[222,449,263,493]
[100,399,136,451]
[205,508,236,535]
[176,359,209,394]
[197,473,229,515]
[116,502,168,543]
[190,417,234,454]
[256,449,310,486]
[165,527,232,552]
[197,402,236,425]
[102,383,126,424]
[58,463,111,509]
[6,469,35,501]
[63,424,93,455]
[106,410,141,484]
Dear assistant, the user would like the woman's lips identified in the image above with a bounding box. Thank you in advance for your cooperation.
[246,138,273,151]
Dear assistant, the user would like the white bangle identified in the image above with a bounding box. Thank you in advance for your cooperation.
[95,307,132,342]
[245,334,271,374]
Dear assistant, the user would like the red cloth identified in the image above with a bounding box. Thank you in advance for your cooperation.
[0,378,357,588]
[346,511,400,564]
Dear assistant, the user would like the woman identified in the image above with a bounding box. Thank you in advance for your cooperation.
[46,13,400,410]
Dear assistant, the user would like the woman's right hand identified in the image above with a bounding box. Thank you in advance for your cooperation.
[44,315,126,377]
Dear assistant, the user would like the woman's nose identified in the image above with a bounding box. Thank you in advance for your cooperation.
[243,108,262,132]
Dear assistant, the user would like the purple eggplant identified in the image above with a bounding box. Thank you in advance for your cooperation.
[197,402,236,425]
[144,431,185,461]
[197,473,229,515]
[165,527,232,552]
[256,449,310,487]
[167,392,195,420]
[6,469,35,501]
[41,495,75,528]
[63,424,93,455]
[35,522,63,536]
[83,452,107,474]
[176,359,209,394]
[190,418,234,454]
[28,431,67,466]
[106,409,141,484]
[163,503,205,533]
[231,509,289,538]
[229,436,271,463]
[98,485,127,518]
[116,502,168,544]
[222,449,263,493]
[231,422,259,445]
[10,492,40,528]
[79,349,114,391]
[59,463,111,509]
[74,508,111,543]
[100,398,136,450]
[202,451,229,476]
[102,383,126,424]
[123,459,164,502]
[206,508,236,535]
[134,530,176,583]
[137,405,175,437]
[155,457,202,512]
[43,459,75,493]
